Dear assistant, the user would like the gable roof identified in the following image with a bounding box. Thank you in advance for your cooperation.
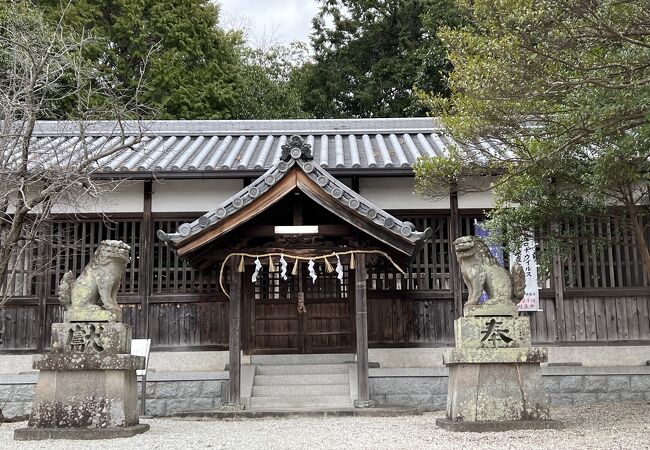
[23,118,466,176]
[157,135,432,266]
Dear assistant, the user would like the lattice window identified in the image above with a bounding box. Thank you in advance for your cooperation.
[305,264,349,300]
[368,214,469,291]
[463,214,649,289]
[254,270,296,302]
[49,220,140,296]
[2,236,39,297]
[153,220,219,294]
[254,263,349,302]
[561,216,649,288]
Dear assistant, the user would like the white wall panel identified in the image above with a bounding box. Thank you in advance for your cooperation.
[152,179,243,213]
[50,181,144,213]
[358,177,450,209]
[457,177,495,209]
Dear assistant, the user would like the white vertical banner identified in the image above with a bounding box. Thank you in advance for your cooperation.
[514,238,541,311]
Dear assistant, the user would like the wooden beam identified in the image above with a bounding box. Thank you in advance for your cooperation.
[449,188,463,319]
[552,224,566,341]
[355,253,370,402]
[229,257,242,406]
[293,192,303,226]
[141,180,153,339]
[243,265,254,354]
[553,253,566,341]
[351,175,360,193]
[36,222,51,352]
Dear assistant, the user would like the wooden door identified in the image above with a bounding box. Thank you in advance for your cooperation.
[246,264,354,354]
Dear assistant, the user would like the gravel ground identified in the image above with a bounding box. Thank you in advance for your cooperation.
[1,402,649,450]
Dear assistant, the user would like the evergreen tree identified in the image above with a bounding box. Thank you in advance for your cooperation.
[36,0,242,119]
[233,42,311,120]
[305,0,464,118]
[415,0,650,279]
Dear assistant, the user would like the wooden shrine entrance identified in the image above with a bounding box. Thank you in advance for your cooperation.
[245,264,354,354]
[158,135,432,407]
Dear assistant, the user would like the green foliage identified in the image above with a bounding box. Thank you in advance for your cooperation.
[305,0,465,118]
[0,1,144,121]
[416,0,650,276]
[36,0,242,119]
[27,0,467,120]
[414,149,468,198]
[232,42,312,120]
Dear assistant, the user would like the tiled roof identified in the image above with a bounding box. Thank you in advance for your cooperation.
[22,118,457,174]
[158,135,432,260]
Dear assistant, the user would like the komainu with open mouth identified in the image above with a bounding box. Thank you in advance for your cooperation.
[58,240,131,322]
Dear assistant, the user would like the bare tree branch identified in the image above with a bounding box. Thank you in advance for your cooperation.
[0,3,154,306]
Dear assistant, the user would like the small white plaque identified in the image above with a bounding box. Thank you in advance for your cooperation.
[274,225,319,234]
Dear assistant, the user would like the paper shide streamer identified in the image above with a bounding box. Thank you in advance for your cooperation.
[307,259,317,283]
[280,254,288,280]
[335,254,343,282]
[219,250,405,300]
[252,257,262,282]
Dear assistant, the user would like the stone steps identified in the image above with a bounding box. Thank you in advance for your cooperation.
[254,373,349,386]
[251,354,354,365]
[249,354,354,409]
[252,383,349,397]
[256,364,348,375]
[250,395,352,409]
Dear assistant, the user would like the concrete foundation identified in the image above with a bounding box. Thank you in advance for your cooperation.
[2,366,650,419]
[436,418,563,432]
[2,346,648,374]
[14,424,150,440]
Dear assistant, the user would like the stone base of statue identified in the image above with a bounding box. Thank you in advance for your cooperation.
[437,315,560,432]
[65,305,122,323]
[14,424,150,441]
[15,322,148,441]
[50,322,132,354]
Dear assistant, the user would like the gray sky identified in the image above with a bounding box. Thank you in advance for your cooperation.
[218,0,320,46]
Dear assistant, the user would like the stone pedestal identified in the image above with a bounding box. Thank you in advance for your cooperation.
[454,315,532,349]
[15,323,149,440]
[51,322,132,354]
[65,305,122,322]
[437,315,560,432]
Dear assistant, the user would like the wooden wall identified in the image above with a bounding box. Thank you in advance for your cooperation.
[1,211,648,352]
[530,292,650,343]
[367,293,455,347]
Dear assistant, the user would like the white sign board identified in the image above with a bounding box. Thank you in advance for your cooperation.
[131,338,151,377]
[514,238,541,311]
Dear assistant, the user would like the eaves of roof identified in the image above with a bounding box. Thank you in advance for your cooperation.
[18,118,466,175]
[157,135,433,265]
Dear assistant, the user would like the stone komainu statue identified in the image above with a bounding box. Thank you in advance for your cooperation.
[453,236,525,311]
[59,240,131,322]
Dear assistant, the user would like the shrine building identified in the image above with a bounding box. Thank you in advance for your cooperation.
[1,118,649,414]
